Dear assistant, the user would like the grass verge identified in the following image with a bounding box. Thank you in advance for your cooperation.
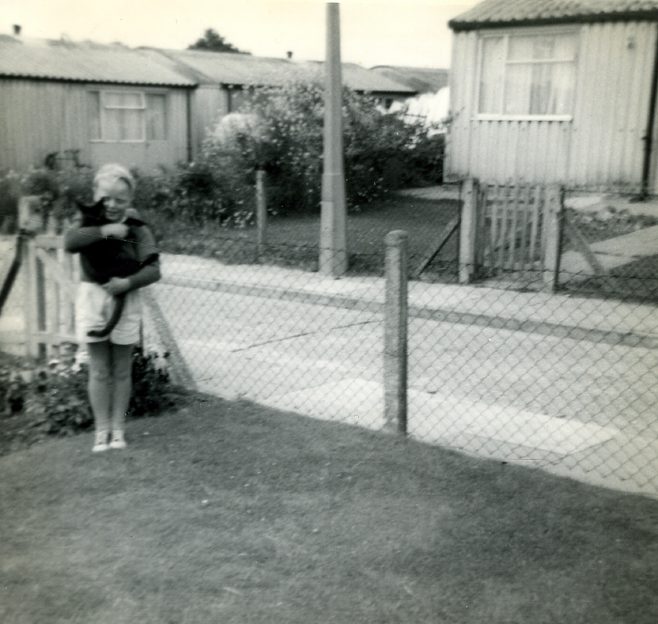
[143,193,461,277]
[1,393,657,624]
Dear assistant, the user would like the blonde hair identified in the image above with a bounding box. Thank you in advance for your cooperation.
[93,163,135,201]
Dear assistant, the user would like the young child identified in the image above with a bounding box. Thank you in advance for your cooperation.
[65,163,161,452]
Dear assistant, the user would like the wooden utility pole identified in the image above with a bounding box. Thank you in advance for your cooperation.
[319,1,348,276]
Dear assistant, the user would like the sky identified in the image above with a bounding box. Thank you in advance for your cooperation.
[2,0,478,68]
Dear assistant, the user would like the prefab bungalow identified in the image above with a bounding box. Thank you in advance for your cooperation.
[370,65,449,95]
[146,48,416,157]
[0,35,196,172]
[0,34,415,172]
[446,0,658,195]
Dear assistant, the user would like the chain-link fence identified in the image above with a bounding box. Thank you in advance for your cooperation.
[132,215,658,499]
[1,185,657,498]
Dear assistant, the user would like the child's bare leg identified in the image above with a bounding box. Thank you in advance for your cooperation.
[110,343,133,443]
[87,341,112,450]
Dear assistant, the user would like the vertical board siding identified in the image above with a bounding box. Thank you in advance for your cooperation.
[447,22,656,192]
[0,80,86,170]
[0,79,190,171]
[192,85,230,158]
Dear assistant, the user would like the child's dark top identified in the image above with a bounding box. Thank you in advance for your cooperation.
[64,207,161,290]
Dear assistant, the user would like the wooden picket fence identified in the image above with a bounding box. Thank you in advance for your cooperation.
[459,180,563,290]
[18,198,80,358]
[5,197,195,389]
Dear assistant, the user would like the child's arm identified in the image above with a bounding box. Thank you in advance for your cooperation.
[124,257,161,291]
[64,214,103,252]
[64,217,127,253]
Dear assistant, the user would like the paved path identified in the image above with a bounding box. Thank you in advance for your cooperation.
[560,224,658,278]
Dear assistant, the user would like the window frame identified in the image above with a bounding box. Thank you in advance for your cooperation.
[88,88,169,143]
[475,26,579,122]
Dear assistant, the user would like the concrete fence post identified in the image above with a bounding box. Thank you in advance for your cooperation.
[459,178,479,284]
[255,169,267,258]
[543,185,564,292]
[384,230,408,435]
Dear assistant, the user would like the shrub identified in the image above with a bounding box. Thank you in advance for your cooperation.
[0,344,178,440]
[0,166,95,233]
[199,81,444,216]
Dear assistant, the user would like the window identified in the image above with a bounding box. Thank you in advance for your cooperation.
[87,90,168,141]
[478,31,578,118]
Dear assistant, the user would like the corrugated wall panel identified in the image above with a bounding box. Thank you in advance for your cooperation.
[446,32,478,179]
[570,21,654,191]
[0,80,87,170]
[0,79,190,172]
[191,85,229,158]
[447,22,657,191]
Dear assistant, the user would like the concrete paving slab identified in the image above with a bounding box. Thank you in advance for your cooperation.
[263,377,619,464]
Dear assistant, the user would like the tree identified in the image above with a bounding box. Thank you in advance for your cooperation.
[188,28,250,54]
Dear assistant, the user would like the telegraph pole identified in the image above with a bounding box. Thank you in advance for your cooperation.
[319,1,348,276]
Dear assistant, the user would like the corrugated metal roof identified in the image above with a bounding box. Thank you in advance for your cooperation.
[311,61,416,94]
[450,0,658,31]
[0,35,196,86]
[149,48,301,86]
[0,35,414,95]
[152,48,415,94]
[370,65,449,94]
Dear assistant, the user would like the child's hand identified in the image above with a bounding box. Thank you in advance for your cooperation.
[101,223,129,239]
[103,277,131,295]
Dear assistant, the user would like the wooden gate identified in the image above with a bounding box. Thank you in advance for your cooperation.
[460,180,563,290]
[23,225,80,358]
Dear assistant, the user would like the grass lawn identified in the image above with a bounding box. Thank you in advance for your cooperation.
[144,193,461,277]
[1,393,657,624]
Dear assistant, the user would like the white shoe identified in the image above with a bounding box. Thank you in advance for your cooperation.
[92,431,109,453]
[109,431,127,450]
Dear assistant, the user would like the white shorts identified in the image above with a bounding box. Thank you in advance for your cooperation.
[76,281,142,345]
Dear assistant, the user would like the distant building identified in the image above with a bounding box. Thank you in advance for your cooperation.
[446,0,658,194]
[371,65,450,129]
[0,35,194,172]
[148,48,416,158]
[370,65,448,95]
[0,34,415,172]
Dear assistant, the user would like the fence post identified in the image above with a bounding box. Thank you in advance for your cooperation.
[18,196,43,358]
[543,185,564,292]
[255,169,267,258]
[384,230,408,435]
[459,178,478,284]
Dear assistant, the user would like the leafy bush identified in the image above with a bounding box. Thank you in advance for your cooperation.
[0,344,178,440]
[199,81,444,216]
[0,166,95,233]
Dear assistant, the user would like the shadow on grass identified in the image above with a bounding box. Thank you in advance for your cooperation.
[1,392,657,624]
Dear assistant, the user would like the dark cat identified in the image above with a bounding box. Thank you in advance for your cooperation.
[76,198,157,338]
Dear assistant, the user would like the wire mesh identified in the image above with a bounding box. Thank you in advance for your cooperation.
[132,224,658,499]
[1,187,656,499]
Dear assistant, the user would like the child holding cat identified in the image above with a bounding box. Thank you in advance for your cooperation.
[65,163,161,452]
